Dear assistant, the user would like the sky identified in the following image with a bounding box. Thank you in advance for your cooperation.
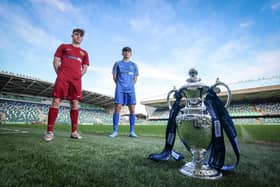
[0,0,280,113]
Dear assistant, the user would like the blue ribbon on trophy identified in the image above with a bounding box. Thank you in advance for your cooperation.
[148,68,240,179]
[205,87,240,171]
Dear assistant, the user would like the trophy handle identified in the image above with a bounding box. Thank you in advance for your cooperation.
[212,79,232,108]
[167,87,176,110]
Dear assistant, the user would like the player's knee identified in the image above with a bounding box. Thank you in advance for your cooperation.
[115,105,122,113]
[115,108,121,113]
[71,106,79,110]
[129,108,135,114]
[128,105,135,114]
[52,98,61,108]
[70,100,79,110]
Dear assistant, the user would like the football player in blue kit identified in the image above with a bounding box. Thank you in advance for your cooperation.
[109,47,139,138]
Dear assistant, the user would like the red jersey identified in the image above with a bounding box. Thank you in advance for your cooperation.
[54,44,89,79]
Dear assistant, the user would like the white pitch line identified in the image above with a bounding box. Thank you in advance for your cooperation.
[0,131,29,134]
[0,127,29,134]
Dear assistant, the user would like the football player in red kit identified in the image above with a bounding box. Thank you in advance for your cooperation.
[44,28,89,141]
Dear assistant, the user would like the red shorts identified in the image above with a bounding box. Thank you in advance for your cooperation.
[52,75,82,101]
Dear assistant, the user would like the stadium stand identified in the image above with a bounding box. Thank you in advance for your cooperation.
[0,71,114,125]
[141,85,280,125]
[0,99,112,125]
[148,102,280,124]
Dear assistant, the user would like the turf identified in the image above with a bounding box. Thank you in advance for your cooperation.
[0,124,279,187]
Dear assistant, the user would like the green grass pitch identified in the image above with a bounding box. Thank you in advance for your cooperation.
[0,124,279,187]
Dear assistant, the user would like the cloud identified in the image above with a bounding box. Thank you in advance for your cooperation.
[171,44,207,68]
[261,0,280,12]
[208,38,251,63]
[139,62,185,81]
[240,21,254,28]
[13,18,59,49]
[88,66,111,73]
[28,0,90,36]
[255,49,280,73]
[204,49,280,85]
[0,2,60,50]
[84,65,115,96]
[129,16,152,31]
[112,34,132,44]
[31,0,77,13]
[271,0,280,11]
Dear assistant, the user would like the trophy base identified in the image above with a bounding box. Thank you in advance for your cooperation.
[179,162,222,180]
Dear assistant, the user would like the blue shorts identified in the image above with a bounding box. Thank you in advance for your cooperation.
[114,92,136,106]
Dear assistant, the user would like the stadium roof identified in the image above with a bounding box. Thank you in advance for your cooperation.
[141,84,280,109]
[0,71,114,108]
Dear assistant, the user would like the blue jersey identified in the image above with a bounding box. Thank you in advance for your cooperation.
[112,61,139,93]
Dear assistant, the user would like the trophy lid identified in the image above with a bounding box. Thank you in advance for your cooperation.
[183,68,209,88]
[179,68,209,98]
[186,68,201,83]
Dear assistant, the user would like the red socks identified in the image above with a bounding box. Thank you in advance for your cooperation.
[47,108,79,133]
[47,107,58,132]
[70,109,79,132]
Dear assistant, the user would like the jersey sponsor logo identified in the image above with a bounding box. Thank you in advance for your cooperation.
[66,55,82,63]
[120,71,133,76]
[80,51,85,56]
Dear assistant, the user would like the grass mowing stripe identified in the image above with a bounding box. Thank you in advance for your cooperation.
[239,125,253,142]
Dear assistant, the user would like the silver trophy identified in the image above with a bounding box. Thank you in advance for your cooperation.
[167,68,232,180]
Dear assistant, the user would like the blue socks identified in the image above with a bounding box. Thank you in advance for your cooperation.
[129,114,136,133]
[113,113,120,132]
[112,113,136,137]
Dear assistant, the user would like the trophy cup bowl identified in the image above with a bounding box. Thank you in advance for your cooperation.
[176,113,223,179]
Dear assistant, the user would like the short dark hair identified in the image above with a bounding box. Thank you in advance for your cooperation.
[72,28,85,36]
[122,46,132,52]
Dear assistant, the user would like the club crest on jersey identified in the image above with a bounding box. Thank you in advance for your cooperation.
[80,51,85,56]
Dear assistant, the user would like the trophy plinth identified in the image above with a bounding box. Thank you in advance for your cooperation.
[179,162,222,179]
